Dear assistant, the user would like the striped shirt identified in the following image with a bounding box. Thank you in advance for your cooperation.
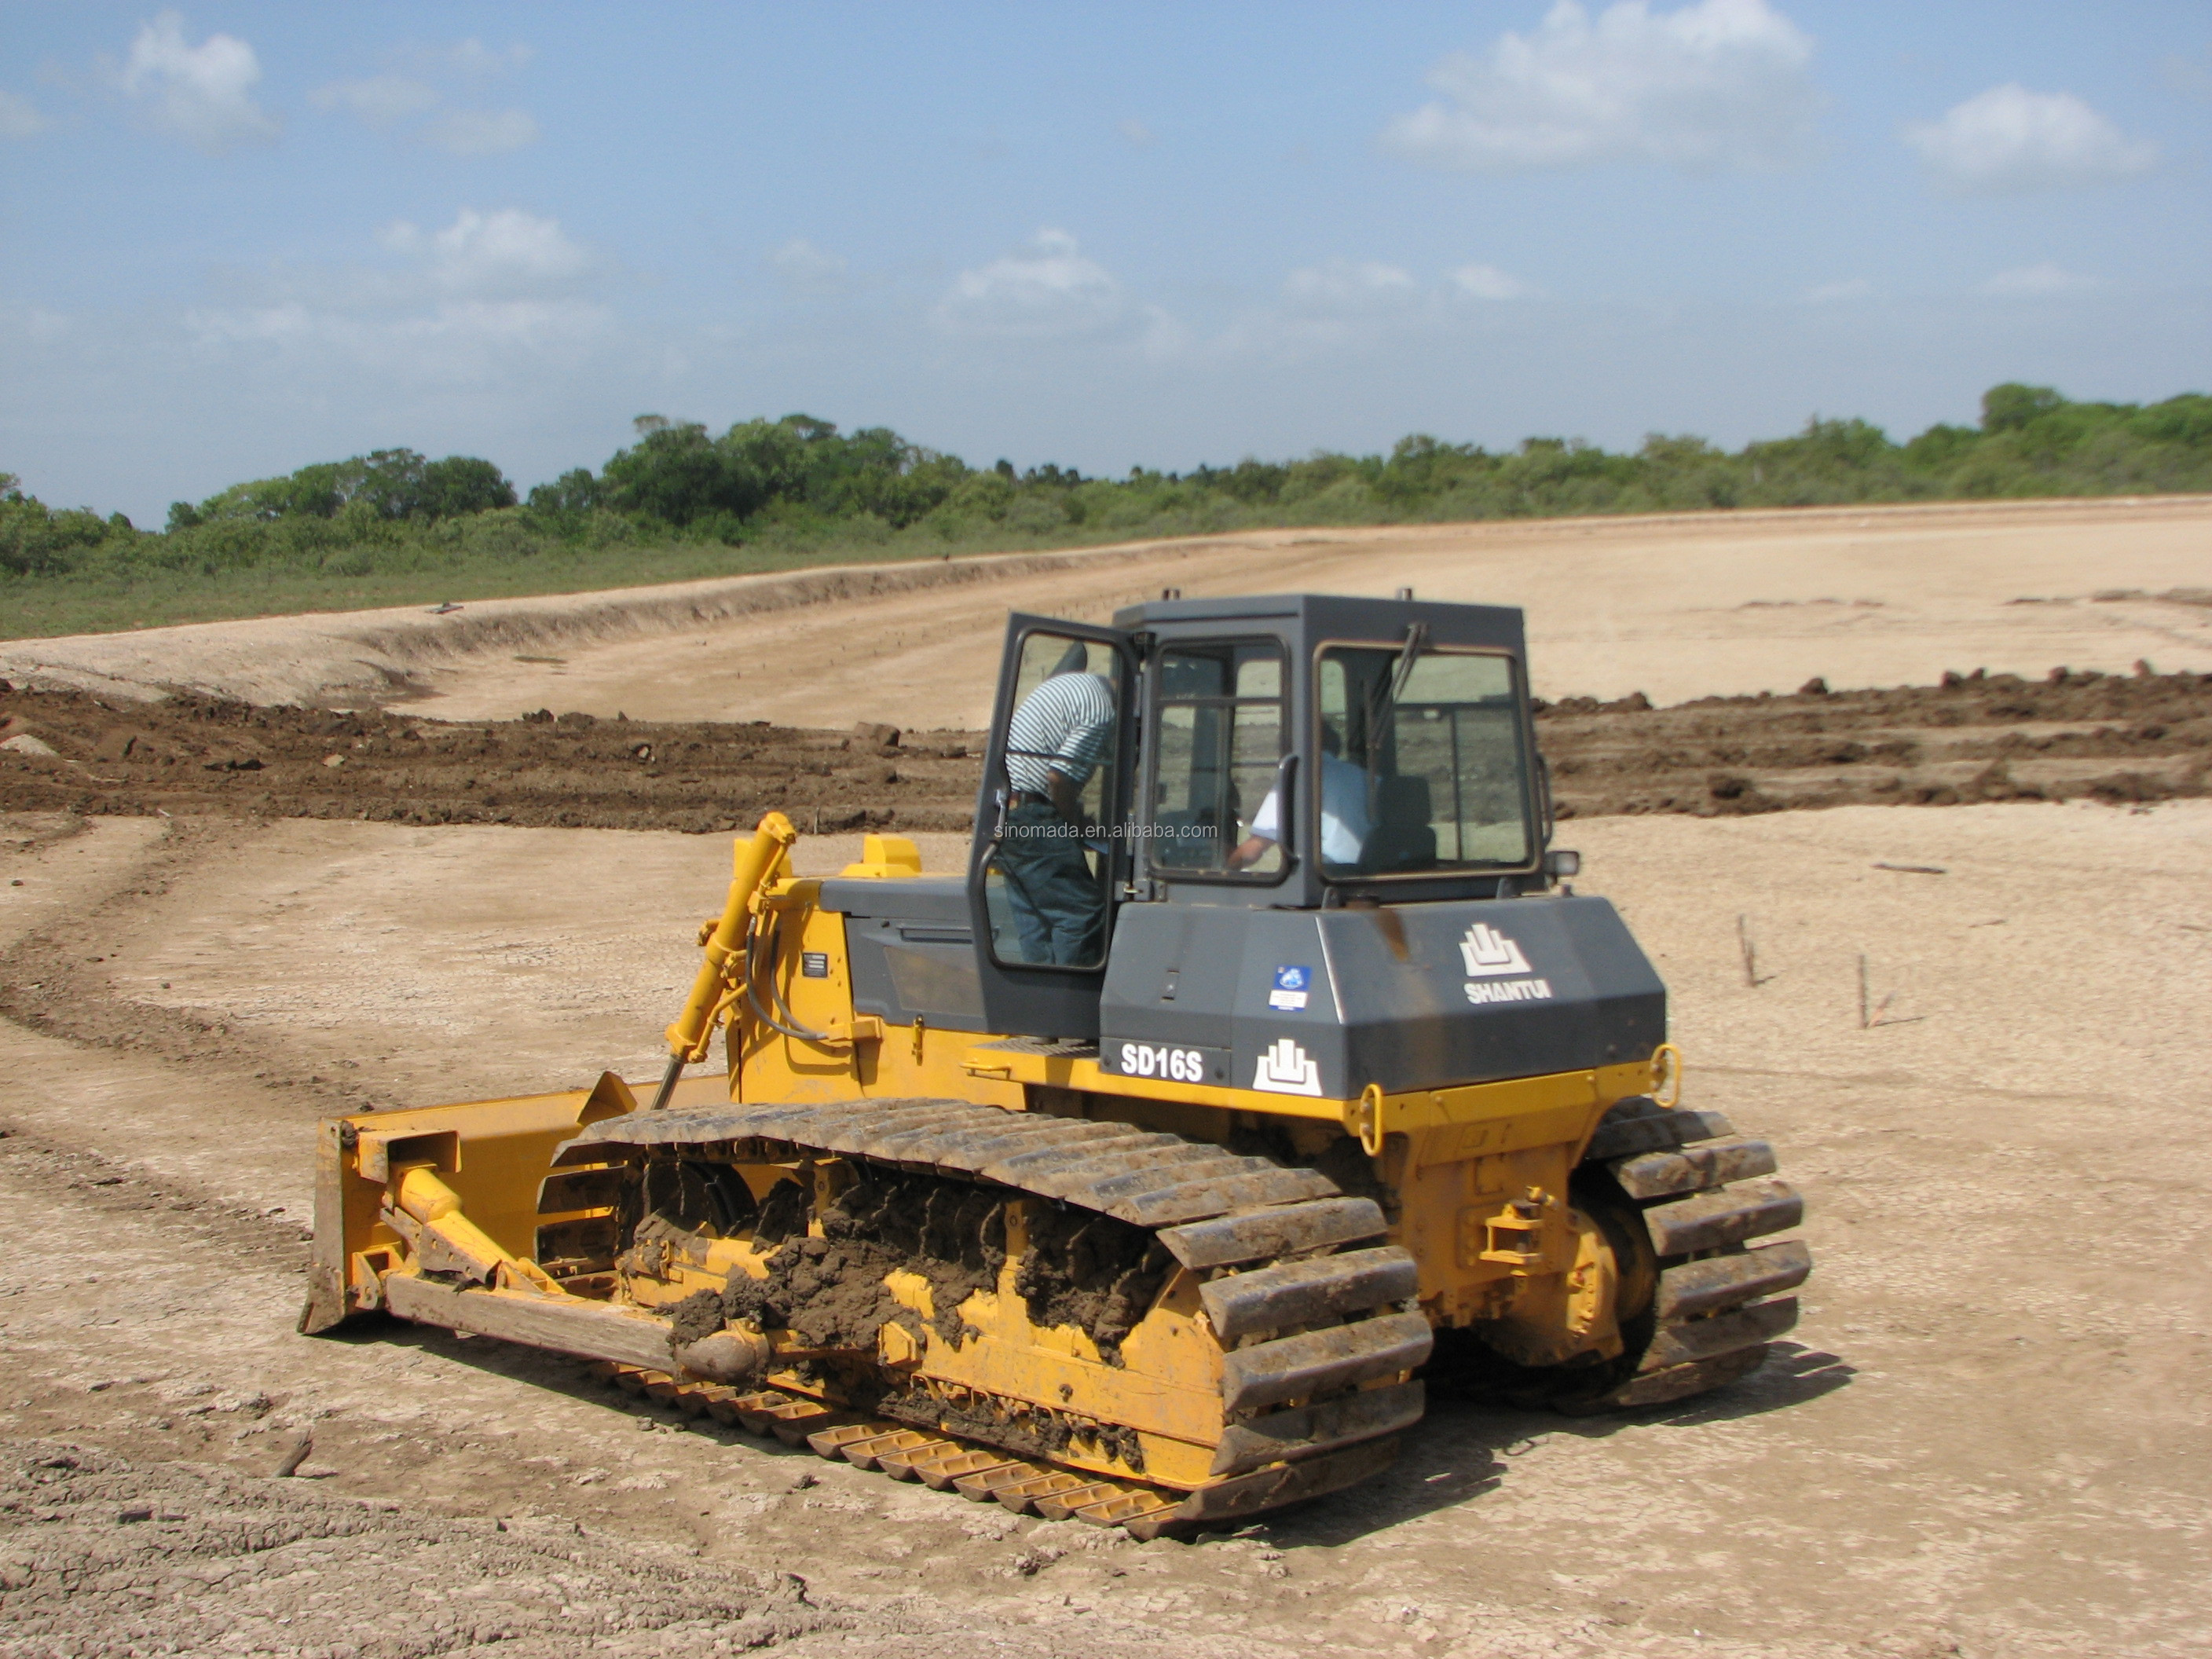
[1005,672,1117,796]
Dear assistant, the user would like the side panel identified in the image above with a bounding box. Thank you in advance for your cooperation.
[1100,894,1664,1101]
[736,878,1024,1108]
[822,876,991,1033]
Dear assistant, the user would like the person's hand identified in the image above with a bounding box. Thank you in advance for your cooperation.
[1227,833,1274,870]
[1046,767,1087,823]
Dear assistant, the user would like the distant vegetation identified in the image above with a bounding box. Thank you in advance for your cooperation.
[5,383,2209,637]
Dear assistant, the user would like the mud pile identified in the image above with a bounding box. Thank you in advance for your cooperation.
[2,666,2206,831]
[1540,666,2212,818]
[0,688,981,833]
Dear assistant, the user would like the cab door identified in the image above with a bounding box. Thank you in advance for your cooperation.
[965,613,1139,1040]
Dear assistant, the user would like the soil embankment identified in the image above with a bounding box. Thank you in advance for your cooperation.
[2,667,2205,833]
[5,498,2210,726]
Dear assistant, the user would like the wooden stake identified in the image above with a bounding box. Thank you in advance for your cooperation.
[1738,914,1765,987]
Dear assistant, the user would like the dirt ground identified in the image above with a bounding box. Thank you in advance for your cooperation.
[2,667,2206,835]
[4,498,2210,724]
[2,797,2208,1657]
[4,500,2210,1657]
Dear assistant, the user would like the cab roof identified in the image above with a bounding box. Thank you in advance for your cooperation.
[1110,592,1525,654]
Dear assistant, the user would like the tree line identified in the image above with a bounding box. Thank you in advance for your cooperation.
[5,382,2210,584]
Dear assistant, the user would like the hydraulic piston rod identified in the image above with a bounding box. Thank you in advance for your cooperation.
[650,810,798,1109]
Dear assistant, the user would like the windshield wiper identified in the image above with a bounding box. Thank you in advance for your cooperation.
[1364,621,1430,742]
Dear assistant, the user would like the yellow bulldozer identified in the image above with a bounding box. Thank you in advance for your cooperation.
[303,595,1808,1536]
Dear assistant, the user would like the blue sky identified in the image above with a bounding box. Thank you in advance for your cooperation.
[2,1,2208,524]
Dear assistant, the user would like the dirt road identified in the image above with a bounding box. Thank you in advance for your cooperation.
[4,800,2208,1657]
[5,498,2210,724]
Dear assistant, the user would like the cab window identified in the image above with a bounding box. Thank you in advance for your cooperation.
[1316,646,1533,877]
[1147,641,1285,878]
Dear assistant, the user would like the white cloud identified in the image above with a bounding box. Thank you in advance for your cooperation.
[1803,276,1871,303]
[0,90,46,139]
[1903,85,2158,195]
[1451,263,1541,301]
[312,75,438,130]
[1979,262,2100,298]
[378,208,590,298]
[771,238,848,295]
[182,210,609,391]
[119,11,279,155]
[1284,260,1423,314]
[935,229,1126,337]
[1210,261,1491,361]
[187,295,610,390]
[420,108,539,156]
[432,38,533,78]
[1383,0,1818,174]
[313,39,538,155]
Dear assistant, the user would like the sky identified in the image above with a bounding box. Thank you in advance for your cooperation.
[2,1,2208,525]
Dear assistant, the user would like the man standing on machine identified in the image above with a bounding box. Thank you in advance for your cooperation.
[998,643,1116,965]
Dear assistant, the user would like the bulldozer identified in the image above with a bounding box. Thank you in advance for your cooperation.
[302,593,1808,1536]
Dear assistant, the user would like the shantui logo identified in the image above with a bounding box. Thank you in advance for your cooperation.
[1459,922,1532,978]
[1253,1037,1322,1096]
[1459,921,1553,1005]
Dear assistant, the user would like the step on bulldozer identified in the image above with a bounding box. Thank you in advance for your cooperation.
[304,594,1810,1536]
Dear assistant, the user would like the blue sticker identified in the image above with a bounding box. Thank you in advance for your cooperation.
[1269,965,1312,1011]
[1273,965,1309,991]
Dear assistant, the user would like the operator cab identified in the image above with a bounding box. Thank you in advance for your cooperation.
[819,592,1650,1087]
[952,593,1564,1041]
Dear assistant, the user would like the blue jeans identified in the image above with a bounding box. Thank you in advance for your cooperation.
[997,800,1104,966]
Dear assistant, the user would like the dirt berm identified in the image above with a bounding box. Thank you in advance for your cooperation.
[0,667,2205,832]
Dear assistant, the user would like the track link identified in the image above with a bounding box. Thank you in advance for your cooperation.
[541,1097,1430,1532]
[588,1363,1395,1539]
[1568,1096,1812,1412]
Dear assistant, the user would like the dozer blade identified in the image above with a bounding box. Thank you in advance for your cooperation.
[300,1069,715,1336]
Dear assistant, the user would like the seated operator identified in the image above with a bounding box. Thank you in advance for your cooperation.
[1227,721,1370,871]
[997,643,1117,965]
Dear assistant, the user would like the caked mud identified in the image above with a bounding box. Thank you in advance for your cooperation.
[651,1163,1170,1366]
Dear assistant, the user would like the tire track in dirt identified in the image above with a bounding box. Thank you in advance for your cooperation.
[0,818,401,1122]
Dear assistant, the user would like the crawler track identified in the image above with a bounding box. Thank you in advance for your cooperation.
[586,1363,1396,1539]
[1570,1097,1811,1411]
[536,1097,1433,1533]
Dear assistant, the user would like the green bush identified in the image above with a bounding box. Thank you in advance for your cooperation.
[5,383,2208,637]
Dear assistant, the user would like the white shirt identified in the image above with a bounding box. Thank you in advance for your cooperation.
[1005,672,1116,796]
[1249,752,1371,866]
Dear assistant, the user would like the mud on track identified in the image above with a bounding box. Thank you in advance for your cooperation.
[2,667,2207,834]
